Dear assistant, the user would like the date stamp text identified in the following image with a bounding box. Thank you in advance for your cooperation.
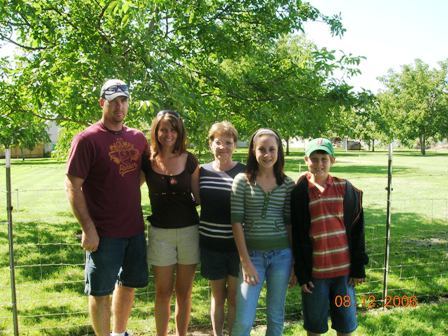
[334,294,418,309]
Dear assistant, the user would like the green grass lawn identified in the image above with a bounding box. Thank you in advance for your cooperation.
[0,148,447,335]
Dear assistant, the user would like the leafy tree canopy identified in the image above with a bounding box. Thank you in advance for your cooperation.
[1,0,365,155]
[0,58,50,150]
[378,59,448,155]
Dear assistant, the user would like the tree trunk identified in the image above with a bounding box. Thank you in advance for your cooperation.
[372,139,375,152]
[286,137,290,156]
[420,134,426,155]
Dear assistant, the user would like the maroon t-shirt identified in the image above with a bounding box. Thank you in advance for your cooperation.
[67,122,148,238]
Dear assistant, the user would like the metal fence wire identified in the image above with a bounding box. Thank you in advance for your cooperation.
[1,153,447,335]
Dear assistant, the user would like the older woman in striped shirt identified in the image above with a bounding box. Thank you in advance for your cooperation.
[199,121,245,336]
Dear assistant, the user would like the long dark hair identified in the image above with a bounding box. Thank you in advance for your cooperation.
[150,110,186,159]
[245,128,286,185]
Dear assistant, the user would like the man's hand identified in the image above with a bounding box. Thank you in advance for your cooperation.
[81,227,99,252]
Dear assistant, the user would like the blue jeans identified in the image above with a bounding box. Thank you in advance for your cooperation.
[232,248,292,336]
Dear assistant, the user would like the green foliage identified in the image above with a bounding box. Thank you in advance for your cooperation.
[378,59,448,155]
[0,59,50,150]
[331,90,392,150]
[0,0,366,156]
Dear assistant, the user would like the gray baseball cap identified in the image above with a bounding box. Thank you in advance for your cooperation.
[100,79,130,101]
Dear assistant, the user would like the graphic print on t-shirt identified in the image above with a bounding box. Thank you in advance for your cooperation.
[108,138,140,176]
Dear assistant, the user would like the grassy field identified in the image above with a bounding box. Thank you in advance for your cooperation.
[0,148,447,335]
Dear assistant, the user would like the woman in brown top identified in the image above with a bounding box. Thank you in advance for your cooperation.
[142,110,200,336]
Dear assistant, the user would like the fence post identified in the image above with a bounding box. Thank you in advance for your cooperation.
[15,188,19,210]
[6,148,19,335]
[382,143,393,310]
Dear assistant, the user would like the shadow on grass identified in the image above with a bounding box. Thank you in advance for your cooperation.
[19,305,86,326]
[49,276,85,295]
[284,160,413,176]
[54,211,78,220]
[357,207,447,300]
[392,151,448,157]
[1,159,66,166]
[42,325,93,336]
[17,304,92,335]
[4,219,84,282]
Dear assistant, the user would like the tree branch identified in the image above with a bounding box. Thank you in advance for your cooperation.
[31,111,90,126]
[0,34,47,51]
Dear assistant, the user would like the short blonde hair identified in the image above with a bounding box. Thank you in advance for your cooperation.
[208,121,238,145]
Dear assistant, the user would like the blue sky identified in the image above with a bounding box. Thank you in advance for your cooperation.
[305,0,448,92]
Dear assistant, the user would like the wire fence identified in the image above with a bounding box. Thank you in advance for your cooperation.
[1,167,447,335]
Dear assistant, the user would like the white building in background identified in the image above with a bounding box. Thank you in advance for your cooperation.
[0,121,60,158]
[44,121,60,154]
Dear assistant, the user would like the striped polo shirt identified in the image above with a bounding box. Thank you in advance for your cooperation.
[307,173,350,279]
[231,173,294,251]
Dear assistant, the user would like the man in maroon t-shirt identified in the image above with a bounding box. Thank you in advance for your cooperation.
[66,79,148,336]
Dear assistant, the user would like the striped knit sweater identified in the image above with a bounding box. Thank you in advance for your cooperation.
[199,162,246,252]
[231,173,294,251]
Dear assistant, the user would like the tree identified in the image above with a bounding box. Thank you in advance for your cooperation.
[192,34,365,153]
[329,90,393,152]
[0,60,50,158]
[1,0,362,155]
[378,59,448,155]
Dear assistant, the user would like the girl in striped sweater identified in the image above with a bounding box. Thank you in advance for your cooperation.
[231,128,295,336]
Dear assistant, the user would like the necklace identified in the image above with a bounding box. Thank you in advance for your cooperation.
[168,175,178,185]
[155,156,179,185]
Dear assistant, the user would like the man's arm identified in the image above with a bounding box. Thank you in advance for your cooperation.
[65,174,99,252]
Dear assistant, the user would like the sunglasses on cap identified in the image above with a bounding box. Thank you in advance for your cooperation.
[102,84,129,97]
[157,110,180,119]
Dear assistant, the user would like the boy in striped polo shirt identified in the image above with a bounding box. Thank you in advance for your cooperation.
[291,138,368,336]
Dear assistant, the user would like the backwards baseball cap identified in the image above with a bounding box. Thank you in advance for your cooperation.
[100,79,130,101]
[305,138,335,157]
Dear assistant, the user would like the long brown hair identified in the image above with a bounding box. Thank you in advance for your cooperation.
[150,110,186,158]
[245,128,286,185]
